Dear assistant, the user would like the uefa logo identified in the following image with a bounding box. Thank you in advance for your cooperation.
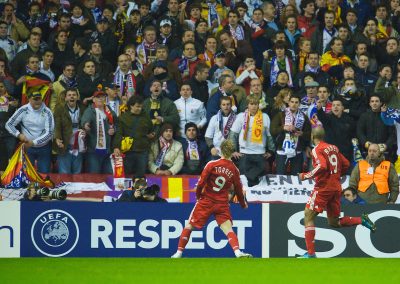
[31,209,79,257]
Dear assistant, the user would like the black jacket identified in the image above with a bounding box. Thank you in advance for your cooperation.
[317,109,355,162]
[357,110,396,151]
[189,77,209,106]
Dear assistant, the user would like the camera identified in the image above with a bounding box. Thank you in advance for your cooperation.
[140,184,160,196]
[49,189,67,200]
[36,187,50,196]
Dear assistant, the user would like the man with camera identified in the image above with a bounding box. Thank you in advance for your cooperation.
[131,184,167,202]
[22,184,67,201]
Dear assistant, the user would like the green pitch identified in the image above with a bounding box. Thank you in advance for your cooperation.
[1,258,399,283]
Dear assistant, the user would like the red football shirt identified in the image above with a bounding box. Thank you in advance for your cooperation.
[303,141,350,191]
[196,158,246,207]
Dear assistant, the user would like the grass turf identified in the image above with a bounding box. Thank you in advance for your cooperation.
[1,258,400,283]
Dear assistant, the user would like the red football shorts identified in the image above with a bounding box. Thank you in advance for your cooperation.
[306,190,341,218]
[188,198,232,229]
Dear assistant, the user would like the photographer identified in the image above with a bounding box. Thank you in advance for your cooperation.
[117,176,148,202]
[132,184,167,203]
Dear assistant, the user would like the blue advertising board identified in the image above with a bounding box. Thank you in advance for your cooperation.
[20,202,263,258]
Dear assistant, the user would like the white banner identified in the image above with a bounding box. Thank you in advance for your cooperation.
[244,175,350,203]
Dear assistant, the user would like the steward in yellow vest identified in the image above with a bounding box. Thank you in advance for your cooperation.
[348,144,399,204]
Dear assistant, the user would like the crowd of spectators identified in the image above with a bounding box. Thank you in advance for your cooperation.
[0,0,400,204]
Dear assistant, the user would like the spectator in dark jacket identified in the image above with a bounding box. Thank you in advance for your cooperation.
[189,62,210,106]
[178,122,209,175]
[317,98,356,164]
[357,95,396,157]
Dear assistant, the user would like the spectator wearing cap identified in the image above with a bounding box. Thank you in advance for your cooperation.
[6,90,54,173]
[174,83,207,138]
[144,60,179,101]
[189,62,210,105]
[218,30,253,73]
[208,51,230,85]
[53,88,86,174]
[143,45,183,87]
[89,16,118,64]
[81,90,117,174]
[143,79,180,135]
[173,41,202,83]
[178,122,210,175]
[157,19,178,51]
[104,81,123,117]
[122,9,143,48]
[137,26,159,67]
[148,123,184,176]
[113,95,154,176]
[299,81,319,114]
[77,59,103,105]
[51,63,78,112]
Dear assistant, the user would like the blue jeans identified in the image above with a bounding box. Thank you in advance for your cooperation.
[26,143,52,174]
[86,152,112,174]
[57,151,83,174]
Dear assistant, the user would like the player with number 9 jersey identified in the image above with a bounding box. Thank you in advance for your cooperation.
[302,141,350,192]
[196,159,246,207]
[171,140,252,258]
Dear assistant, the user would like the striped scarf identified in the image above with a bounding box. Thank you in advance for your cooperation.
[113,67,136,99]
[155,136,171,167]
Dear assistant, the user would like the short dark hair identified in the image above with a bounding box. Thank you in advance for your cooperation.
[379,64,392,72]
[75,37,89,51]
[194,62,209,75]
[127,95,144,107]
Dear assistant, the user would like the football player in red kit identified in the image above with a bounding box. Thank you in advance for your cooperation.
[298,127,376,258]
[171,140,252,258]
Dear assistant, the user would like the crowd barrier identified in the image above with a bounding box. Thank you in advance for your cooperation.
[1,202,399,258]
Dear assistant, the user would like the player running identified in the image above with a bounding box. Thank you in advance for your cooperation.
[298,127,376,258]
[171,140,252,258]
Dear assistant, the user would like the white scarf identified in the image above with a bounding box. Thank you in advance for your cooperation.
[270,56,293,87]
[186,139,200,160]
[95,108,107,154]
[113,67,136,98]
[229,24,245,40]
